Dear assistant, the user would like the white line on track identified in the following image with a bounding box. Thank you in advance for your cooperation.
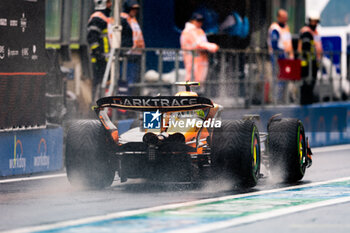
[4,176,350,233]
[0,173,66,184]
[171,196,350,233]
[312,144,350,153]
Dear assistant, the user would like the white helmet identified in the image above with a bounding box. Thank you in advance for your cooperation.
[307,10,321,22]
[94,0,108,10]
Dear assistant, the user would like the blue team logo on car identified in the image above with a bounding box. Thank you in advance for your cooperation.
[143,110,162,129]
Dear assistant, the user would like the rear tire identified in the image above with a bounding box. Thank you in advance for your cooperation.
[211,120,261,187]
[268,118,307,182]
[65,120,116,189]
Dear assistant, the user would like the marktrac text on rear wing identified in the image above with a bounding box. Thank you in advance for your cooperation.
[94,96,214,112]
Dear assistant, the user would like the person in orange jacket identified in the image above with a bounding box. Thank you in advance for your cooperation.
[180,13,219,83]
[120,0,145,95]
[120,0,145,54]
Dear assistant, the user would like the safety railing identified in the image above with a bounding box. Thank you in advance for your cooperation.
[100,47,350,109]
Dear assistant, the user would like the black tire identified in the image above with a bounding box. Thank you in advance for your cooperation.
[65,120,116,189]
[268,118,307,182]
[211,120,261,187]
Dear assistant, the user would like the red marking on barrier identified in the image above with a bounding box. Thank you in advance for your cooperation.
[318,116,326,130]
[332,115,339,131]
[304,116,311,131]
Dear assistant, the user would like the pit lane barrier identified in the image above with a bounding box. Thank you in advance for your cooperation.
[0,127,63,177]
[220,101,350,148]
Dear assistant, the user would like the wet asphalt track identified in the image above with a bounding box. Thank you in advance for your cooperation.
[1,144,350,233]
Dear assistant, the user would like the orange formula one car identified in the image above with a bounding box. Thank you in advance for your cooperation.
[65,82,312,189]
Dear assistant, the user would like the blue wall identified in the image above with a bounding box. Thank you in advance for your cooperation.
[143,0,182,72]
[143,0,179,49]
[0,127,63,177]
[221,102,350,147]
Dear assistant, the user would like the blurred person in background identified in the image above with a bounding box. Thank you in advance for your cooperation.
[298,11,323,105]
[267,9,294,104]
[268,9,294,59]
[87,0,113,101]
[180,13,219,84]
[120,0,145,95]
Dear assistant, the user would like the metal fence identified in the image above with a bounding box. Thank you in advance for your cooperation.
[100,48,350,108]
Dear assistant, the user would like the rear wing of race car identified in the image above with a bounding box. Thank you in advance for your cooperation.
[94,96,214,112]
[92,96,214,143]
